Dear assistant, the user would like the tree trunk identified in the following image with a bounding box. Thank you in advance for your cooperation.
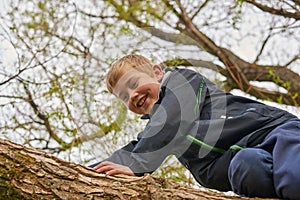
[0,139,277,200]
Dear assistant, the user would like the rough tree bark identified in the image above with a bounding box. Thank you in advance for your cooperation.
[0,139,277,200]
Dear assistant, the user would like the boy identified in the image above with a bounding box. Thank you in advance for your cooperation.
[90,54,300,199]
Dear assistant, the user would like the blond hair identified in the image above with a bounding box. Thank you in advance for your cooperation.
[106,54,156,93]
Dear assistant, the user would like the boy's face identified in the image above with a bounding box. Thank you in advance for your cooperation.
[113,65,163,114]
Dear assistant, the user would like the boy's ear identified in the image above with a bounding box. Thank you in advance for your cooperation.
[152,65,163,81]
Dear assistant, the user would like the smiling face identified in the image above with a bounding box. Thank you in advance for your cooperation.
[113,66,163,114]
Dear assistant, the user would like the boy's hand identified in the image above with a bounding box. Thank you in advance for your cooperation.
[92,161,135,176]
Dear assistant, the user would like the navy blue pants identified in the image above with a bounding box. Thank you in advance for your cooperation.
[228,120,300,199]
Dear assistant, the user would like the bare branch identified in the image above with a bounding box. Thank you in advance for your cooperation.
[23,83,67,147]
[191,0,210,21]
[244,0,300,20]
[283,54,300,68]
[254,33,272,64]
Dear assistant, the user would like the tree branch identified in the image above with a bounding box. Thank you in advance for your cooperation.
[244,0,300,20]
[23,84,67,147]
[0,138,277,200]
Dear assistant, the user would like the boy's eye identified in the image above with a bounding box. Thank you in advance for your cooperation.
[131,82,137,89]
[129,79,138,89]
[122,94,129,102]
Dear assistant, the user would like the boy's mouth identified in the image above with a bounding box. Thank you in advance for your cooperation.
[137,95,147,107]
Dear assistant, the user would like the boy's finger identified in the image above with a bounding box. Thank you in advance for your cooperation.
[95,165,114,173]
[93,161,113,170]
[105,169,119,176]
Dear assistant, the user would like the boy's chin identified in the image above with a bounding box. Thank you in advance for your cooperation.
[137,110,150,115]
[129,108,146,115]
[131,108,151,115]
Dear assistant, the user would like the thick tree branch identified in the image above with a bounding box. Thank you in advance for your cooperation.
[0,138,277,200]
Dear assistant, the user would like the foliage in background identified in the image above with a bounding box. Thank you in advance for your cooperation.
[0,0,299,185]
